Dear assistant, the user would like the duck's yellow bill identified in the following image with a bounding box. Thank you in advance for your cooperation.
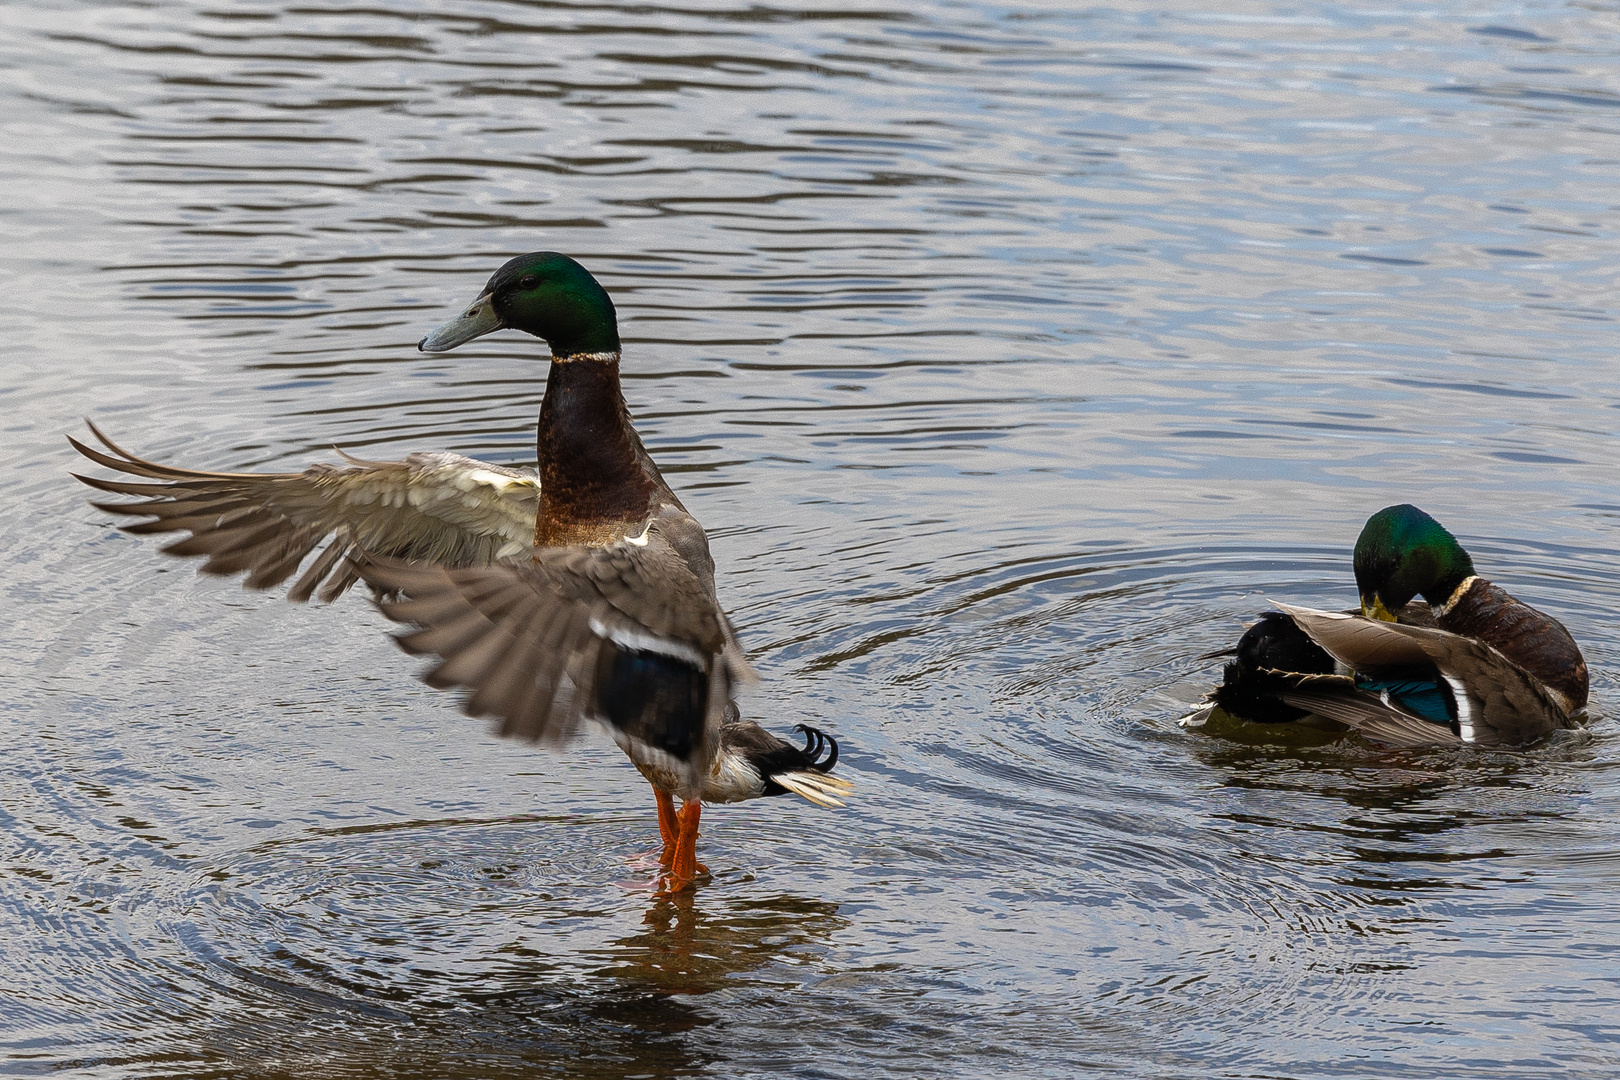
[1361,594,1398,622]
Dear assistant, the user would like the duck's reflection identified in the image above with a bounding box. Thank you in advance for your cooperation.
[162,886,846,1078]
[592,887,847,996]
[1193,730,1595,902]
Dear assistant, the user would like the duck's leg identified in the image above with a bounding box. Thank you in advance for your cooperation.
[663,798,710,891]
[655,788,678,866]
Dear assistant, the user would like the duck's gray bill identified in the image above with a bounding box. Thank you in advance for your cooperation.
[419,295,504,352]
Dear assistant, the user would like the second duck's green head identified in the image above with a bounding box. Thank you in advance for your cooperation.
[1353,504,1476,620]
[419,252,620,357]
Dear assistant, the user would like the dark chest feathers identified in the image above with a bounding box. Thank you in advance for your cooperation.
[1442,579,1589,710]
[536,358,672,547]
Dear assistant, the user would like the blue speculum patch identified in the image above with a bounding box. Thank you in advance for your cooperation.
[1353,672,1456,726]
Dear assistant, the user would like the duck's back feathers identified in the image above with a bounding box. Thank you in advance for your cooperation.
[70,421,538,603]
[355,506,754,799]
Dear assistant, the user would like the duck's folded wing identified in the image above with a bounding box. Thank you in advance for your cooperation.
[69,420,539,603]
[1273,604,1434,668]
[1274,602,1569,745]
[1268,672,1464,748]
[354,525,752,793]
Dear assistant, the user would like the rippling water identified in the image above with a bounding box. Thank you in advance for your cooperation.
[5,1,1620,1076]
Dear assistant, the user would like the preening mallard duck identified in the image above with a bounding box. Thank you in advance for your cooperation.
[1183,504,1589,747]
[71,251,852,890]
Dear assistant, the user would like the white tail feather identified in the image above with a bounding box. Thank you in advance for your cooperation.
[773,770,855,808]
[1178,704,1216,729]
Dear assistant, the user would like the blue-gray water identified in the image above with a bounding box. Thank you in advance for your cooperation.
[3,1,1620,1076]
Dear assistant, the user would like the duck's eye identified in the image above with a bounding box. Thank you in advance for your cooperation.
[518,275,540,290]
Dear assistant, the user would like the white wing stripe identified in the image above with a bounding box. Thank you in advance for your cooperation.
[1443,674,1476,742]
[587,617,707,667]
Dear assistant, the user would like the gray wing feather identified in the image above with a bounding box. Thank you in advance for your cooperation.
[70,420,539,602]
[1273,604,1434,668]
[1275,602,1574,746]
[1275,681,1465,748]
[354,511,752,795]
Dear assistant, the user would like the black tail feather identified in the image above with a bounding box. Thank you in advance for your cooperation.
[1210,611,1337,724]
[792,723,839,773]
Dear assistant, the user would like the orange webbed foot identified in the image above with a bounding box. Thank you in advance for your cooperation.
[656,863,712,893]
[657,799,707,892]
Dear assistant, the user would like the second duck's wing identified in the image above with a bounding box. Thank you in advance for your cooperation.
[70,421,539,603]
[1274,603,1573,746]
[354,507,754,798]
[1269,672,1465,748]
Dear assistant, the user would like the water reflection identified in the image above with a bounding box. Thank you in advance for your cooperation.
[1196,732,1597,906]
[140,824,846,1076]
[596,890,847,996]
[166,957,723,1080]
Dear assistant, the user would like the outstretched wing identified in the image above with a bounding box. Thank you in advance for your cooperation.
[354,507,756,797]
[70,421,539,602]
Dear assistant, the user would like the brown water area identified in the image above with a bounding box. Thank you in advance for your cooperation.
[3,2,1620,1077]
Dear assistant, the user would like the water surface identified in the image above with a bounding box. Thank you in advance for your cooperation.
[3,1,1620,1076]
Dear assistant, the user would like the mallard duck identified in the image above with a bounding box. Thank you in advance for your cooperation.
[1183,504,1589,747]
[71,251,852,890]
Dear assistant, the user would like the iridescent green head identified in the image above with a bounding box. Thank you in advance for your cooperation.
[1353,504,1475,620]
[419,252,620,357]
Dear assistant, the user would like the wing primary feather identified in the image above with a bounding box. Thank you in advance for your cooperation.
[73,474,208,499]
[316,560,364,604]
[68,437,182,481]
[74,427,270,481]
[390,596,487,649]
[421,619,514,692]
[241,528,327,590]
[376,576,480,627]
[115,504,255,533]
[398,604,500,660]
[463,599,549,722]
[287,540,351,604]
[157,512,286,560]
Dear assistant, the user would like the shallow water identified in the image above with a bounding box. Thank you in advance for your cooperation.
[4,1,1620,1076]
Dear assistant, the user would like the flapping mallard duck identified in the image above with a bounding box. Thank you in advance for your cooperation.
[1183,504,1589,747]
[71,252,852,890]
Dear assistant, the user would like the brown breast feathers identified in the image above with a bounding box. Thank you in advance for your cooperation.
[535,355,672,548]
